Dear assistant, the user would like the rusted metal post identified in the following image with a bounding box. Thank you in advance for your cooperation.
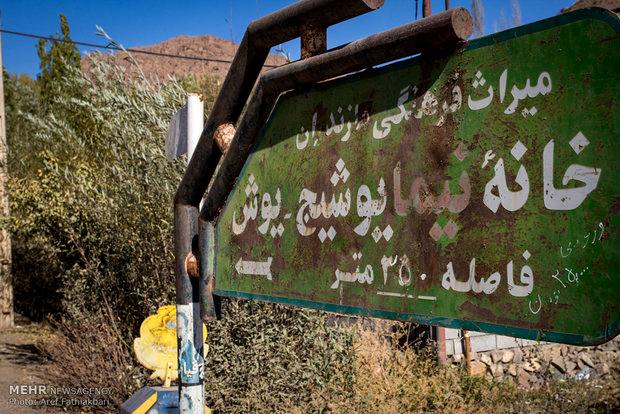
[423,0,431,17]
[190,0,385,324]
[176,94,205,412]
[175,0,384,209]
[200,8,473,222]
[436,327,448,364]
[463,330,472,374]
[174,204,203,411]
[198,219,217,323]
[301,24,327,58]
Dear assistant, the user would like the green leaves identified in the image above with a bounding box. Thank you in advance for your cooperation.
[204,300,356,412]
[7,56,186,330]
[36,14,81,110]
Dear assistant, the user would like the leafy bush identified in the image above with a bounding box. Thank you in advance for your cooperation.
[7,57,187,329]
[204,300,356,412]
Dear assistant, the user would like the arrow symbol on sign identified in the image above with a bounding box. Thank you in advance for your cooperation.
[235,257,273,280]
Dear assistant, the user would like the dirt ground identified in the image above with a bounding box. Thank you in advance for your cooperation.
[0,315,53,414]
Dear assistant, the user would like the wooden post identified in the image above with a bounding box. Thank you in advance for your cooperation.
[0,29,14,329]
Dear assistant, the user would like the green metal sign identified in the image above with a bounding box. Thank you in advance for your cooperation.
[214,9,620,345]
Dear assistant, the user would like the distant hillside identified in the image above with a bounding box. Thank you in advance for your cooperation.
[561,0,620,13]
[81,34,289,81]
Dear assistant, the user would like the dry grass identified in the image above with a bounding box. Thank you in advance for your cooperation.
[288,322,620,414]
[325,324,516,413]
[39,303,146,411]
[34,314,620,413]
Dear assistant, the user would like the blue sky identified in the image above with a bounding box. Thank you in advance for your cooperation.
[1,0,574,77]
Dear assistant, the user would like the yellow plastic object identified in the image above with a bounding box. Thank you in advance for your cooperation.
[133,305,208,386]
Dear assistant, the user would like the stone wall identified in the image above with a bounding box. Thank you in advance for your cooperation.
[450,335,619,388]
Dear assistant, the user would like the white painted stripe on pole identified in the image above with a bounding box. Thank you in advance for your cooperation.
[180,384,203,413]
[177,303,204,414]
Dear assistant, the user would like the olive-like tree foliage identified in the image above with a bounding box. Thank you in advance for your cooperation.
[7,58,188,328]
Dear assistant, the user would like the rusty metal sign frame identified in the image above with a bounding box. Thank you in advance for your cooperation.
[210,7,620,347]
[172,1,480,411]
[172,3,620,410]
[173,1,396,410]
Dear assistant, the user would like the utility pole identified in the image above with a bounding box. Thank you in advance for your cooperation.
[0,29,14,329]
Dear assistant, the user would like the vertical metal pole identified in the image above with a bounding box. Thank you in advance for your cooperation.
[300,25,327,59]
[423,0,431,18]
[175,206,203,413]
[172,2,389,412]
[199,219,217,321]
[174,206,204,414]
[436,326,447,364]
[463,330,472,374]
[177,95,205,413]
[0,27,13,330]
[445,0,451,11]
[187,94,204,164]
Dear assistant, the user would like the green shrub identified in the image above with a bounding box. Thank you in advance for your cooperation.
[7,58,187,330]
[204,300,356,412]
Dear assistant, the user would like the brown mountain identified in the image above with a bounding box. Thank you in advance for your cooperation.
[81,34,289,81]
[561,0,620,13]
